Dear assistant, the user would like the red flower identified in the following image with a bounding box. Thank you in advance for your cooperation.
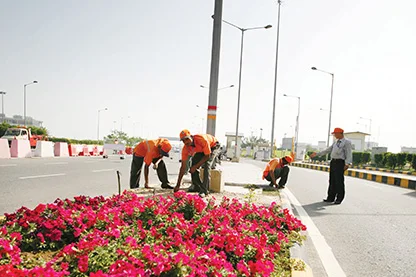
[78,255,89,273]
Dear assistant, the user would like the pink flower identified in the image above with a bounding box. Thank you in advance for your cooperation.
[78,255,89,273]
[37,232,45,243]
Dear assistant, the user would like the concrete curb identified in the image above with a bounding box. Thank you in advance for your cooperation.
[280,191,314,277]
[305,161,416,176]
[293,162,416,190]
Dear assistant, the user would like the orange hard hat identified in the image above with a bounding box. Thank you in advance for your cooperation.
[283,155,293,163]
[179,129,191,141]
[331,127,344,134]
[160,140,172,157]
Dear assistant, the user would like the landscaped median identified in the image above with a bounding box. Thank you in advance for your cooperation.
[0,190,308,276]
[292,162,416,190]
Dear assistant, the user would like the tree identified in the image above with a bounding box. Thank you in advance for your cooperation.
[361,152,371,165]
[241,136,269,148]
[385,153,398,169]
[412,155,416,171]
[396,153,407,169]
[104,130,143,146]
[374,154,384,167]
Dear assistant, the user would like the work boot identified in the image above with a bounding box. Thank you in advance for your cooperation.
[187,185,200,193]
[161,183,174,189]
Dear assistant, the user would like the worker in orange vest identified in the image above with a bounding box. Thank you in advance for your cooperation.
[130,138,173,189]
[262,155,293,189]
[174,129,220,197]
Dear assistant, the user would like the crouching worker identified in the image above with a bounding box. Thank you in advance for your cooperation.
[130,138,174,190]
[262,155,293,189]
[174,129,220,198]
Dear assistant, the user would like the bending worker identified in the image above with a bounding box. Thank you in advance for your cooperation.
[174,129,220,197]
[262,155,293,189]
[130,138,174,190]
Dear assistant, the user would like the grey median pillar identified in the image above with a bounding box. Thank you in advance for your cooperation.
[206,0,223,136]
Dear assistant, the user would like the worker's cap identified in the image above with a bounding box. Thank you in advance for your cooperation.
[331,127,344,134]
[160,140,172,157]
[179,129,191,141]
[283,155,293,164]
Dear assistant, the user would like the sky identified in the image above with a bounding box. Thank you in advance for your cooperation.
[0,0,415,152]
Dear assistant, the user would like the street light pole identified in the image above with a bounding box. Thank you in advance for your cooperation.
[23,81,38,126]
[0,91,6,121]
[97,108,108,141]
[311,67,334,149]
[222,19,272,161]
[360,116,372,149]
[283,94,301,157]
[206,0,223,137]
[271,0,282,158]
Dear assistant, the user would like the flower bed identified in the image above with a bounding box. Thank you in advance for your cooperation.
[0,191,306,276]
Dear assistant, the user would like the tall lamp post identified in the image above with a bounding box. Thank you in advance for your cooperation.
[24,81,38,126]
[283,94,300,157]
[271,0,283,158]
[311,67,334,151]
[97,108,108,141]
[0,91,6,122]
[222,19,272,161]
[360,116,372,149]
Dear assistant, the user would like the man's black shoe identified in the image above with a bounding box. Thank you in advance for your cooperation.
[323,199,334,203]
[269,183,274,187]
[161,183,174,189]
[198,192,206,198]
[187,185,199,193]
[278,185,285,189]
[334,201,342,205]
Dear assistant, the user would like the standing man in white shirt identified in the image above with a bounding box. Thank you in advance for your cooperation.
[310,127,353,205]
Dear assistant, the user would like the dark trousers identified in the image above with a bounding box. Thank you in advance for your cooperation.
[129,156,169,189]
[190,145,220,194]
[265,166,290,187]
[328,159,345,202]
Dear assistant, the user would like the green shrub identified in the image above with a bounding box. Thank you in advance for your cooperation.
[396,153,407,169]
[385,153,398,169]
[374,154,384,167]
[353,152,363,165]
[361,152,371,165]
[412,155,416,171]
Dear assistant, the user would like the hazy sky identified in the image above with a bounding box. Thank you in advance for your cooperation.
[1,0,415,152]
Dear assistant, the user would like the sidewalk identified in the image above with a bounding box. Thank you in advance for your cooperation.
[293,162,416,190]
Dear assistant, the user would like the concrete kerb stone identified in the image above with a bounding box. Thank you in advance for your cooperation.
[293,162,416,190]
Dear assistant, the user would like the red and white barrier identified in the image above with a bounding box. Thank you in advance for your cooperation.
[54,142,69,157]
[34,141,54,158]
[10,140,32,158]
[0,139,11,159]
[79,145,90,156]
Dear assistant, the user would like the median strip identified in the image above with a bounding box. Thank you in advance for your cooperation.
[19,173,66,180]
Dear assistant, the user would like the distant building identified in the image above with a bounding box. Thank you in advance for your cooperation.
[0,114,43,127]
[343,131,370,151]
[282,137,293,150]
[318,141,327,151]
[401,147,416,154]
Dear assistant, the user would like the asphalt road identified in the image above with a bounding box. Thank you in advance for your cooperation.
[245,159,416,277]
[0,154,182,214]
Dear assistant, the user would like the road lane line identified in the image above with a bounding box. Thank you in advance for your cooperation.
[0,164,17,167]
[285,188,347,277]
[19,173,66,180]
[92,169,114,173]
[44,162,68,165]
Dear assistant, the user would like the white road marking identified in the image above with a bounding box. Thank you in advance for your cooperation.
[0,164,17,167]
[19,173,66,180]
[44,162,68,165]
[92,169,114,173]
[285,188,347,277]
